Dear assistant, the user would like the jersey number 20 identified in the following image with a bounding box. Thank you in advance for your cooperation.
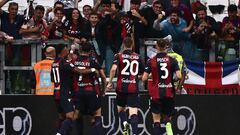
[121,59,139,76]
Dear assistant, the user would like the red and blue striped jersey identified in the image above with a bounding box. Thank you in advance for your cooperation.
[114,50,144,93]
[51,57,75,100]
[72,55,101,94]
[145,53,179,99]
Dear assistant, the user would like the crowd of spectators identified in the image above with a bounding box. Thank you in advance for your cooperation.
[0,0,240,74]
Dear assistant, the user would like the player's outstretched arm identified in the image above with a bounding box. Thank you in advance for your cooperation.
[106,64,117,90]
[73,67,97,74]
[176,70,182,80]
[99,69,107,95]
[142,72,149,82]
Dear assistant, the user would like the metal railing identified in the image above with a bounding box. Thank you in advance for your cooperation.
[0,39,70,94]
[0,39,239,94]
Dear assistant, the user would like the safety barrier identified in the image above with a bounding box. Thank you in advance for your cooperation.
[0,39,239,94]
[0,94,239,135]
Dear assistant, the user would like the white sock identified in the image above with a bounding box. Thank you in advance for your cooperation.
[123,121,128,127]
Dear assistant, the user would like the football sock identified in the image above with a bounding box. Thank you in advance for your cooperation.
[91,116,102,135]
[130,114,138,135]
[153,122,161,135]
[119,111,128,124]
[57,118,72,135]
[166,122,173,135]
[74,118,83,135]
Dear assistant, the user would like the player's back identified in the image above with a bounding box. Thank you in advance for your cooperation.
[73,55,99,93]
[115,50,143,93]
[148,52,179,99]
[52,57,74,99]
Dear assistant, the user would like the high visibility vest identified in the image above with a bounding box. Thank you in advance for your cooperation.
[33,59,54,95]
[167,52,184,72]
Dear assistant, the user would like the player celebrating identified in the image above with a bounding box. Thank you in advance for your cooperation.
[107,37,144,135]
[51,45,95,135]
[73,42,106,135]
[142,39,181,135]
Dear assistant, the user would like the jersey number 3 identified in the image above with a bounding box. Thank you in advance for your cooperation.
[160,63,169,79]
[121,59,139,76]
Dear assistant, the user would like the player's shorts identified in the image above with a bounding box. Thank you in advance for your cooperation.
[116,92,140,108]
[55,99,63,113]
[150,98,175,117]
[60,97,75,113]
[75,91,101,115]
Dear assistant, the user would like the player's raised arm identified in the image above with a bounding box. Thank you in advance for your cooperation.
[73,66,98,74]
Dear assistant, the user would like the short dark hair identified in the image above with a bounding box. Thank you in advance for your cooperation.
[228,4,237,12]
[170,7,181,16]
[196,5,207,13]
[153,0,162,6]
[123,37,133,48]
[35,5,45,12]
[83,5,92,10]
[54,1,64,8]
[89,12,100,18]
[130,0,141,5]
[55,45,67,56]
[157,39,169,49]
[9,2,18,8]
[101,0,111,5]
[54,7,64,14]
[111,2,121,10]
[81,42,92,53]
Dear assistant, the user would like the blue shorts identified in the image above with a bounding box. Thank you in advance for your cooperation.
[150,98,175,117]
[116,93,140,108]
[75,91,101,115]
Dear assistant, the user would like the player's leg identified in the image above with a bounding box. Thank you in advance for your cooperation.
[162,98,175,135]
[73,109,84,135]
[128,107,138,135]
[55,100,65,132]
[56,98,75,135]
[116,93,128,133]
[91,107,102,135]
[74,91,85,135]
[127,94,140,135]
[117,106,127,127]
[150,99,165,135]
[152,112,162,135]
[89,93,103,135]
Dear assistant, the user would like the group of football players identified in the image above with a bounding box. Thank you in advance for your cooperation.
[51,37,182,135]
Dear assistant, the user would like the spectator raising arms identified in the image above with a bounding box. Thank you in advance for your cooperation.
[48,7,65,39]
[20,5,49,40]
[141,0,165,38]
[126,0,147,53]
[222,4,240,41]
[153,7,193,59]
[95,0,122,76]
[0,0,24,39]
[45,1,64,24]
[191,6,218,61]
[166,0,194,32]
